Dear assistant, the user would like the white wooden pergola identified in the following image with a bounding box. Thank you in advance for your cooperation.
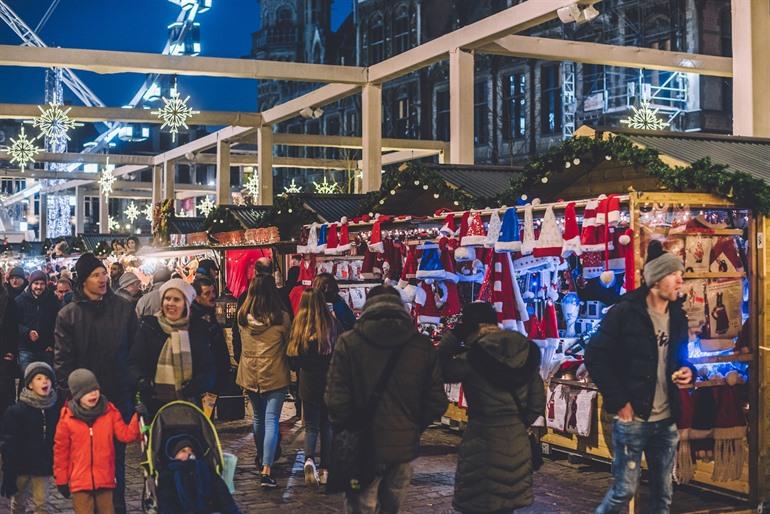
[0,0,759,238]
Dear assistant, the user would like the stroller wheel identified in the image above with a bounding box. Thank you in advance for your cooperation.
[142,481,158,514]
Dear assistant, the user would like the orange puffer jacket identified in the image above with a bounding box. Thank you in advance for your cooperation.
[53,401,140,493]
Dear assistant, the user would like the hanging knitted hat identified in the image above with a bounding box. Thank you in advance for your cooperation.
[580,199,602,252]
[304,223,319,254]
[439,214,457,238]
[520,203,536,255]
[456,211,470,244]
[337,217,351,254]
[416,244,446,281]
[316,224,328,253]
[296,225,311,254]
[438,237,459,283]
[361,248,382,279]
[620,228,636,291]
[561,202,581,257]
[367,215,389,253]
[495,208,521,253]
[596,194,620,227]
[712,385,746,482]
[534,206,564,258]
[484,209,502,248]
[461,211,487,247]
[414,281,447,325]
[399,245,418,288]
[324,223,340,255]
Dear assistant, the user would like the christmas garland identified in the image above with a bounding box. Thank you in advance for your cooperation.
[505,134,770,214]
[152,199,175,246]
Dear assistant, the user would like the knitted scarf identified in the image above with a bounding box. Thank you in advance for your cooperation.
[19,387,57,410]
[154,314,193,402]
[69,395,108,425]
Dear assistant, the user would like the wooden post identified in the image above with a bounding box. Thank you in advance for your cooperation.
[362,83,382,193]
[163,161,174,202]
[257,126,274,205]
[99,194,109,234]
[732,0,770,136]
[449,48,474,164]
[151,164,162,207]
[216,138,231,205]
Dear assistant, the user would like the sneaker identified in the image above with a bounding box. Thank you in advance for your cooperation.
[304,458,319,486]
[319,469,328,485]
[260,474,278,488]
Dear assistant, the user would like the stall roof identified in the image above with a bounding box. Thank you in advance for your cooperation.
[300,194,370,223]
[207,205,274,230]
[168,217,206,235]
[600,128,770,183]
[425,163,523,199]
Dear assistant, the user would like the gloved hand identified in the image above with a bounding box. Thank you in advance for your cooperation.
[134,402,150,420]
[1,473,18,498]
[57,484,70,499]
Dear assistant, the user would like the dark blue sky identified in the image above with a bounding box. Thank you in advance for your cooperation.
[0,0,352,112]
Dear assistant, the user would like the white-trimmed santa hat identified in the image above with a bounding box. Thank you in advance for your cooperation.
[561,202,581,257]
[533,206,564,258]
[399,245,418,288]
[337,217,351,253]
[484,209,502,248]
[416,243,446,281]
[367,215,388,253]
[495,207,521,253]
[596,194,620,227]
[439,214,457,238]
[520,203,536,255]
[461,211,487,247]
[324,223,340,255]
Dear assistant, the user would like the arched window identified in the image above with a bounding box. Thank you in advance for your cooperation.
[393,4,412,55]
[368,14,385,64]
[276,6,293,26]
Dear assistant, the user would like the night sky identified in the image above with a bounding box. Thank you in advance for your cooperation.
[0,0,353,112]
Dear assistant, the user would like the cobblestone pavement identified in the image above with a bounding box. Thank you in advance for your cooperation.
[6,403,750,513]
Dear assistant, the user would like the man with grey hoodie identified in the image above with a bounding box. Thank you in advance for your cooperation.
[325,285,448,514]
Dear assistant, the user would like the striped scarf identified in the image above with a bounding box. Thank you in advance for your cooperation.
[154,314,193,402]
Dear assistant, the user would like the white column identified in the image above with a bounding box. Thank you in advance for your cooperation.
[732,0,770,136]
[99,195,109,234]
[151,165,162,207]
[38,193,47,241]
[257,126,274,205]
[75,187,85,234]
[216,139,231,205]
[449,48,475,164]
[362,83,382,193]
[163,161,175,201]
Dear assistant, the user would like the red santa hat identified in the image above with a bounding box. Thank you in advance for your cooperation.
[580,199,602,252]
[619,228,636,291]
[534,206,564,258]
[542,300,560,343]
[561,202,581,257]
[457,211,470,243]
[324,223,340,255]
[361,248,382,280]
[367,215,390,253]
[399,245,418,288]
[478,251,528,334]
[461,211,487,247]
[415,281,461,325]
[595,194,620,226]
[455,211,475,262]
[439,214,457,238]
[337,217,351,254]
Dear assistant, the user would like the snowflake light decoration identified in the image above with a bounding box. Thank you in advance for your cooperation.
[283,179,303,195]
[108,216,120,231]
[243,172,260,199]
[98,160,116,197]
[620,101,670,131]
[142,203,154,222]
[8,126,41,171]
[313,177,341,194]
[32,103,82,143]
[197,196,216,216]
[152,91,200,142]
[124,201,140,223]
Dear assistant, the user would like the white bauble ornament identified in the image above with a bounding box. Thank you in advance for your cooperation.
[600,270,615,287]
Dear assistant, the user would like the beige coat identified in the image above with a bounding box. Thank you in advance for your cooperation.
[236,311,291,393]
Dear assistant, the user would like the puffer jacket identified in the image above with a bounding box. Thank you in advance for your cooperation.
[235,311,291,393]
[54,289,138,403]
[2,400,60,478]
[439,326,545,513]
[16,287,60,353]
[585,286,692,420]
[53,401,140,493]
[325,294,448,467]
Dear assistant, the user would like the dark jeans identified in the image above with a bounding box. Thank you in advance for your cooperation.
[18,349,53,374]
[303,402,331,468]
[596,418,679,514]
[344,462,414,514]
[112,397,133,514]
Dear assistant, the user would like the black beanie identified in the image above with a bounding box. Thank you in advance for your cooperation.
[168,435,197,459]
[75,253,106,286]
[462,301,499,326]
[24,361,55,388]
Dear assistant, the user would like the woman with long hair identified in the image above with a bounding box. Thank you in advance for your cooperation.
[287,289,339,486]
[235,274,291,488]
[311,273,356,331]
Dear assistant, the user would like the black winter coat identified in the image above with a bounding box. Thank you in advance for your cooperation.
[0,293,19,378]
[291,338,333,406]
[1,400,60,477]
[325,295,448,467]
[54,289,138,403]
[440,326,545,513]
[16,288,60,354]
[190,301,232,394]
[585,286,693,421]
[128,315,216,412]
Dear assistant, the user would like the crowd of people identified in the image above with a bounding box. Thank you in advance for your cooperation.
[0,240,693,514]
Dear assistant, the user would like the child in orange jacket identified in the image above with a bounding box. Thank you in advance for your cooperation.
[54,369,140,514]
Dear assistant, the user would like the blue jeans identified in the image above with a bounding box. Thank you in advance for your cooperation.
[247,388,286,468]
[303,402,331,467]
[18,349,52,375]
[596,418,679,514]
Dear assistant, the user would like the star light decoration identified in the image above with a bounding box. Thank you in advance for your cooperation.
[152,91,200,142]
[32,103,82,143]
[124,201,141,224]
[197,196,216,216]
[313,177,341,194]
[620,101,670,131]
[243,172,260,199]
[108,216,120,232]
[98,159,116,197]
[142,203,154,222]
[283,179,303,195]
[7,126,41,171]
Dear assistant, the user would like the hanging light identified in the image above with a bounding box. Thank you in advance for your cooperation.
[215,287,239,327]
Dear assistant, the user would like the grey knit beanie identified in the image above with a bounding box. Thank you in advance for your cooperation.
[68,369,100,401]
[24,361,55,388]
[643,240,684,286]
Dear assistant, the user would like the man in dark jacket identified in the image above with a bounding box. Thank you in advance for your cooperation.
[6,267,27,300]
[191,277,231,394]
[325,285,448,513]
[54,252,138,514]
[15,270,60,371]
[585,241,694,514]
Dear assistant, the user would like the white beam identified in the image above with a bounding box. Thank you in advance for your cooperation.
[257,127,274,205]
[449,48,474,164]
[216,139,231,205]
[261,83,361,125]
[480,35,732,77]
[0,151,154,166]
[732,0,770,136]
[99,194,109,234]
[362,84,383,193]
[364,149,442,168]
[151,165,162,207]
[37,165,145,196]
[0,44,368,84]
[273,133,449,152]
[163,161,174,201]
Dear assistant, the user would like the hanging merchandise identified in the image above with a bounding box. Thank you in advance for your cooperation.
[478,251,528,334]
[580,199,602,252]
[712,385,746,482]
[324,223,340,255]
[361,248,383,280]
[415,281,449,325]
[460,211,487,247]
[316,223,328,253]
[495,207,521,253]
[534,206,564,258]
[437,236,459,283]
[337,218,352,254]
[561,202,582,257]
[675,388,696,485]
[399,245,418,287]
[368,215,390,253]
[484,209,502,248]
[439,213,457,238]
[709,237,744,273]
[416,243,446,281]
[520,203,536,255]
[546,383,569,431]
[299,223,318,254]
[455,211,474,262]
[566,389,597,437]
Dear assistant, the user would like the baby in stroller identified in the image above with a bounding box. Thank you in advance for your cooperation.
[156,434,241,514]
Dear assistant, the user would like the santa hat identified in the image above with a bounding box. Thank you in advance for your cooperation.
[416,244,446,281]
[324,223,340,255]
[438,237,459,283]
[479,251,528,334]
[561,202,581,257]
[495,208,521,253]
[484,209,502,248]
[439,214,457,238]
[534,206,564,258]
[301,223,319,254]
[414,281,451,325]
[361,248,382,280]
[620,228,635,291]
[368,215,389,253]
[542,300,560,343]
[337,218,351,253]
[580,199,602,252]
[712,385,746,482]
[461,211,487,247]
[520,204,536,255]
[399,245,418,288]
[596,194,620,226]
[298,257,316,286]
[457,211,470,243]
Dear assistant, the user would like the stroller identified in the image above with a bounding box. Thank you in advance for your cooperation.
[139,401,227,514]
